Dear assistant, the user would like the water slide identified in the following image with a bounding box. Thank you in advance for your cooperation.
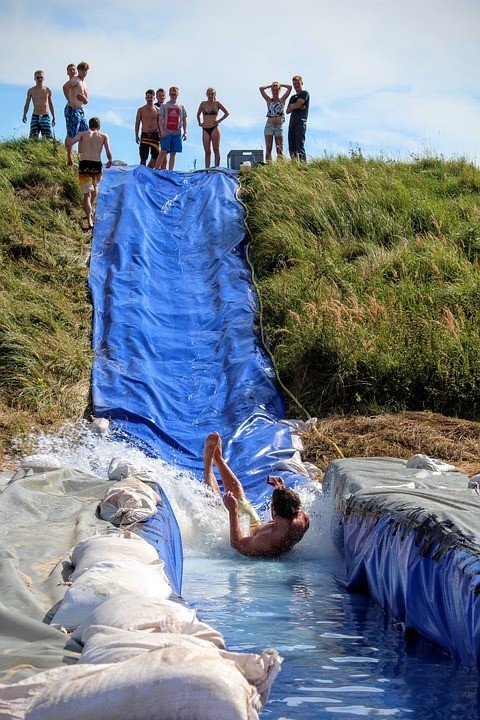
[89,165,309,594]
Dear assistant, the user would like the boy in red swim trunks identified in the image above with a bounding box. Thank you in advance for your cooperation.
[66,117,112,230]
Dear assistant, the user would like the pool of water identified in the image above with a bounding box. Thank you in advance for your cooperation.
[23,426,480,719]
[183,557,480,719]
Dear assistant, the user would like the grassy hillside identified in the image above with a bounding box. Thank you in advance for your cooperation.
[0,139,92,460]
[1,139,479,471]
[241,156,480,420]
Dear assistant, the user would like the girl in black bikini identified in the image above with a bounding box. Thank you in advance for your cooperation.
[196,88,229,168]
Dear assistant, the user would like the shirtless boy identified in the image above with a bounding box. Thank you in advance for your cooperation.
[65,61,90,165]
[203,432,310,558]
[22,70,56,140]
[65,117,112,230]
[62,63,77,124]
[154,88,167,169]
[135,90,160,168]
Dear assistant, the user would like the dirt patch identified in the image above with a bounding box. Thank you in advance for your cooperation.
[301,411,480,478]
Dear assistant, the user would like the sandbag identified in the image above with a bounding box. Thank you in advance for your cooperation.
[79,624,219,663]
[108,457,157,484]
[79,625,282,705]
[98,477,161,525]
[0,646,263,720]
[72,594,225,649]
[70,531,158,581]
[51,561,171,630]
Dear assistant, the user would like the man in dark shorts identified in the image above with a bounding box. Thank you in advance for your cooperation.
[66,117,112,230]
[135,90,160,168]
[203,432,310,558]
[286,75,310,162]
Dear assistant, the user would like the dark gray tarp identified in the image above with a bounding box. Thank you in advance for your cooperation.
[324,457,480,669]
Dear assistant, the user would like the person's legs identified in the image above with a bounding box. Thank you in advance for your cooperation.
[274,130,283,159]
[288,122,296,159]
[203,433,221,494]
[168,151,176,170]
[295,121,307,162]
[211,126,221,166]
[265,134,273,162]
[202,129,212,168]
[29,115,40,140]
[82,190,93,227]
[155,150,167,169]
[148,145,159,169]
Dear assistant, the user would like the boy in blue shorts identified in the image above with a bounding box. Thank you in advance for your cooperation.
[22,70,56,140]
[155,86,187,171]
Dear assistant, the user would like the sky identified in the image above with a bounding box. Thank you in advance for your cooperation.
[0,0,479,171]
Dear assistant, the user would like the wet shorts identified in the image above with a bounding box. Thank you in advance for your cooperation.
[160,134,182,153]
[264,123,283,137]
[29,114,53,139]
[65,106,88,138]
[139,132,160,162]
[237,495,262,533]
[78,160,103,194]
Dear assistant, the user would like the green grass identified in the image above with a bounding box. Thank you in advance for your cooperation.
[241,156,480,419]
[0,138,92,457]
[1,140,480,460]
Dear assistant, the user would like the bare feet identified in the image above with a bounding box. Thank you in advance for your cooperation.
[203,432,221,494]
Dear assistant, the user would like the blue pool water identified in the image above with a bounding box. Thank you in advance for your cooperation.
[183,557,480,719]
[28,428,480,720]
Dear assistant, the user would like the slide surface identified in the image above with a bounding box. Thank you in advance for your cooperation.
[89,166,308,587]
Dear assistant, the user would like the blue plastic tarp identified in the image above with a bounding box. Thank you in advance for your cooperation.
[89,166,307,590]
[324,457,480,670]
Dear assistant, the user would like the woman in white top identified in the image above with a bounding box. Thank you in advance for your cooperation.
[259,81,292,161]
[196,88,229,168]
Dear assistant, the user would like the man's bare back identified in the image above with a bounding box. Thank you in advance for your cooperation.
[77,129,110,162]
[204,432,310,558]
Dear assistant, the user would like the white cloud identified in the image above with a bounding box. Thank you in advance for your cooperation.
[1,0,479,161]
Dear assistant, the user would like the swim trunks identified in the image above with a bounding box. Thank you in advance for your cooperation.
[139,131,160,162]
[237,495,262,533]
[29,114,53,140]
[78,159,103,194]
[160,134,182,153]
[65,106,88,138]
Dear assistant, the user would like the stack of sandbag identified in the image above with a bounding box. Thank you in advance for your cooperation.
[50,532,172,631]
[1,532,282,719]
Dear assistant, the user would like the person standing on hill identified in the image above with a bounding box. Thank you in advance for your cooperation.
[259,81,292,162]
[196,87,229,168]
[286,75,309,162]
[22,70,56,140]
[65,61,90,166]
[62,63,77,129]
[155,86,187,171]
[135,90,160,168]
[66,117,112,231]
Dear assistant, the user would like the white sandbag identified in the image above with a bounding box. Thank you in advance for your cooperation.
[79,625,218,663]
[108,456,157,484]
[72,594,225,649]
[51,560,171,630]
[21,646,263,720]
[98,477,161,525]
[79,625,282,705]
[70,531,158,581]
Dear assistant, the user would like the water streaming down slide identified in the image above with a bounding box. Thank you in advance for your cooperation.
[89,165,310,592]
